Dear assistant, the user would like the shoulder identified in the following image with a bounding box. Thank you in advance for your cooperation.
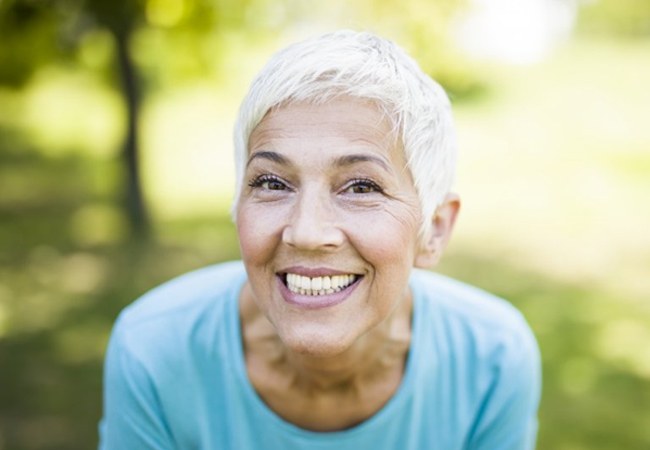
[110,260,246,361]
[119,260,245,323]
[409,269,541,447]
[410,268,538,367]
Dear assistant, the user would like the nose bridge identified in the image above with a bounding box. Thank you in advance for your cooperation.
[282,183,342,249]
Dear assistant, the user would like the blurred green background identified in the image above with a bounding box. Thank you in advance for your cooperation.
[1,0,649,448]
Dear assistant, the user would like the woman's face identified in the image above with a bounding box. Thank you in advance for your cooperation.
[237,97,428,357]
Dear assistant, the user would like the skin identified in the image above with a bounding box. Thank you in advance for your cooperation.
[236,97,459,431]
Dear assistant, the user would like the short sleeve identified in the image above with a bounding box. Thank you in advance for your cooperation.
[465,325,541,450]
[98,320,174,450]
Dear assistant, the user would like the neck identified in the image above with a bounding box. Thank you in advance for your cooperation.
[240,284,413,431]
[285,321,410,392]
[240,284,413,394]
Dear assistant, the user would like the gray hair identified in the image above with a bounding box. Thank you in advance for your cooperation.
[232,30,457,238]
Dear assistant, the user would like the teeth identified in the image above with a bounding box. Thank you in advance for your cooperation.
[285,273,358,296]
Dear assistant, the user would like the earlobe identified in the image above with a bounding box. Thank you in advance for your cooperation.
[414,193,460,268]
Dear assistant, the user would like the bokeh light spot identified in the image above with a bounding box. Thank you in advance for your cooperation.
[69,203,129,247]
[59,252,109,294]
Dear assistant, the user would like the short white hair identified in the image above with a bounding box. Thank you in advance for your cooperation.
[232,30,457,238]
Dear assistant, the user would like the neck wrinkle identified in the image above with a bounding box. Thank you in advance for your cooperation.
[240,281,413,395]
[274,292,412,395]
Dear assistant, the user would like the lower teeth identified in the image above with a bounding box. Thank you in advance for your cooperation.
[297,287,340,296]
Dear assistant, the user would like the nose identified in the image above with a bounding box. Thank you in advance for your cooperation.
[281,188,345,251]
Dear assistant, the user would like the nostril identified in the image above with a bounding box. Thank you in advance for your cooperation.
[281,220,345,250]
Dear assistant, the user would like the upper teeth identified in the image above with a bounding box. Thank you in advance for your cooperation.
[286,273,357,296]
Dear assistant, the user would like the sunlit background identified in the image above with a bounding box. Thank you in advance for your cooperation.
[1,0,649,448]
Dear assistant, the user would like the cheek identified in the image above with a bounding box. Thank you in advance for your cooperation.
[236,204,282,263]
[348,206,421,263]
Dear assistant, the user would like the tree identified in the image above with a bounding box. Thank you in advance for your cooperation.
[1,0,150,235]
[0,0,262,237]
[85,0,150,236]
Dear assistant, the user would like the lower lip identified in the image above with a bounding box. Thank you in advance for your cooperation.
[277,276,361,310]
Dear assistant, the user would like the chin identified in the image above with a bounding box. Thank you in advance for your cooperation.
[278,326,358,359]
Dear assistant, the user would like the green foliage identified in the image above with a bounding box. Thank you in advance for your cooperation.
[0,0,274,88]
[0,1,64,86]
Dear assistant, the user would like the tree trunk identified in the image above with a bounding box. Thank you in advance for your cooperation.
[114,28,150,237]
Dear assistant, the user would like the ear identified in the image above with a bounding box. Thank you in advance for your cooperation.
[414,193,460,268]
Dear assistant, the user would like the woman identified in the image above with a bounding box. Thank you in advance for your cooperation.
[100,30,540,449]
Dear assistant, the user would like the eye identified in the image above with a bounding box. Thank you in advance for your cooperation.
[344,178,383,194]
[248,174,288,191]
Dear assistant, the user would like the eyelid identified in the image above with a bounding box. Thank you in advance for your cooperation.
[344,177,384,193]
[248,173,269,187]
[248,173,290,190]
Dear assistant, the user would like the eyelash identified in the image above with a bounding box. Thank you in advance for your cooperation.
[247,174,383,195]
[248,174,289,191]
[344,178,383,194]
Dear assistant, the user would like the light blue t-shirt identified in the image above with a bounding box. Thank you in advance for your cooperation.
[99,261,540,449]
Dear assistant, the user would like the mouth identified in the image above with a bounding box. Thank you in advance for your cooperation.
[280,272,362,297]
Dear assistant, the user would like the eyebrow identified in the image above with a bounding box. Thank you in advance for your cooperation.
[246,150,392,173]
[246,151,292,168]
[334,154,392,173]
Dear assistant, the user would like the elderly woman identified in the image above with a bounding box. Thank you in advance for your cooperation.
[99,30,540,449]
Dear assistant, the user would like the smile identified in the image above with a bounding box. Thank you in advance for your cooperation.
[284,273,359,296]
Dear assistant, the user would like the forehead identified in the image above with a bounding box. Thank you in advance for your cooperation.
[248,97,403,164]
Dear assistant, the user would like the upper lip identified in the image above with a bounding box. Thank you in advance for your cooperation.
[278,266,362,277]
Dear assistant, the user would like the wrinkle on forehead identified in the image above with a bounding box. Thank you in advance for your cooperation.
[249,98,397,151]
